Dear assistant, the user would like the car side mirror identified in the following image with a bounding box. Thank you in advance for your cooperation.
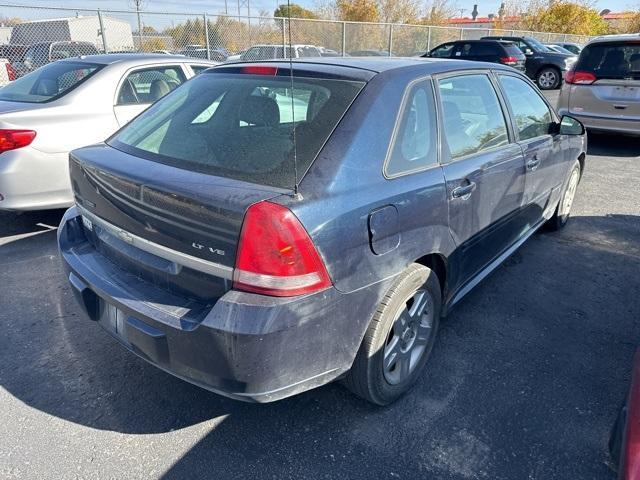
[557,115,585,135]
[524,48,533,56]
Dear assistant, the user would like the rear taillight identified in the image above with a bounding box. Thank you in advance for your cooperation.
[5,62,15,81]
[233,201,332,297]
[0,129,36,153]
[500,56,519,66]
[565,70,596,85]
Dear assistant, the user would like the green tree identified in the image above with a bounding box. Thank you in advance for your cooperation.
[335,0,380,22]
[519,1,609,35]
[274,4,318,19]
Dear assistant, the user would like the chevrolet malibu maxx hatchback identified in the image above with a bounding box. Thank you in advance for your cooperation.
[58,58,587,405]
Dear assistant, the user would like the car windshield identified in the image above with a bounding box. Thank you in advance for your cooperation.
[0,61,101,103]
[109,72,365,189]
[576,42,640,79]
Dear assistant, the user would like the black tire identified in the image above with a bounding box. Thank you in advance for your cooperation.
[536,66,561,90]
[547,160,581,231]
[344,263,441,405]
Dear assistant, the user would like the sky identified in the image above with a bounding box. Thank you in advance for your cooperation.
[5,0,636,20]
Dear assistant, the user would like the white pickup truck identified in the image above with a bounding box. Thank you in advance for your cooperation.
[0,58,15,87]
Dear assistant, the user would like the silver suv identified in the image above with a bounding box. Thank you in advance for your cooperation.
[558,34,640,134]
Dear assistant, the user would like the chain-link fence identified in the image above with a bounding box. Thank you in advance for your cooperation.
[0,2,593,63]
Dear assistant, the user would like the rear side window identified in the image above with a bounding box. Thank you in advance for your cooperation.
[117,66,185,105]
[109,73,364,189]
[190,65,210,75]
[577,42,640,79]
[385,80,437,177]
[498,75,553,141]
[503,44,524,57]
[438,74,509,159]
[0,61,101,103]
[466,43,499,56]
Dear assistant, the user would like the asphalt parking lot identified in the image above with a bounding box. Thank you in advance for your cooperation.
[1,90,639,480]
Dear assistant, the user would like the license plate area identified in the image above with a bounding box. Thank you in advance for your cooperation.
[99,302,129,343]
[613,86,639,100]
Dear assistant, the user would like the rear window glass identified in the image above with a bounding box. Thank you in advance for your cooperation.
[577,42,640,79]
[503,44,524,57]
[0,61,101,103]
[109,73,365,189]
[467,43,500,56]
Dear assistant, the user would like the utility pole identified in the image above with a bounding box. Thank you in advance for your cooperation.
[130,0,145,50]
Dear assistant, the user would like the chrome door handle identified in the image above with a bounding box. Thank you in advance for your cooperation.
[451,182,477,199]
[526,157,541,170]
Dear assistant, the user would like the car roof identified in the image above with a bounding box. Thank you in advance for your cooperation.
[59,53,218,66]
[215,57,515,80]
[588,33,640,44]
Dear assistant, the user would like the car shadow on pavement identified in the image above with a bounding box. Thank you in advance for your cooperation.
[1,211,638,478]
[587,132,640,158]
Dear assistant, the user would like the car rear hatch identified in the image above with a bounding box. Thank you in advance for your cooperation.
[68,64,368,305]
[501,42,526,71]
[567,41,640,121]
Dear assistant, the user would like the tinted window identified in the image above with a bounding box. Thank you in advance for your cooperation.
[385,81,437,177]
[576,42,640,79]
[431,43,454,58]
[438,74,509,159]
[468,43,500,56]
[498,75,553,140]
[117,66,185,105]
[0,61,101,103]
[110,74,364,188]
[503,44,524,57]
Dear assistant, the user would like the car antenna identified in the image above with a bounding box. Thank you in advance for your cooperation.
[285,0,301,199]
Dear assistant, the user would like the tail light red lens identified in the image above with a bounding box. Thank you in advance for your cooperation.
[233,201,332,297]
[565,70,596,85]
[5,62,16,81]
[0,129,37,153]
[500,56,519,65]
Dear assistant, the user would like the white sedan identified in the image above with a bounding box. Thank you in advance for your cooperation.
[0,54,217,211]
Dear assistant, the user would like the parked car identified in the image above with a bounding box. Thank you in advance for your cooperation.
[482,35,577,89]
[13,41,99,77]
[319,47,342,57]
[555,42,582,55]
[558,34,640,135]
[349,49,392,56]
[0,44,28,64]
[545,44,576,55]
[178,45,228,62]
[609,348,640,480]
[0,58,16,87]
[424,40,526,71]
[235,44,322,62]
[58,57,587,405]
[0,54,217,211]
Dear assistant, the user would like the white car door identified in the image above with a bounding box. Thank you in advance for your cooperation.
[113,64,188,126]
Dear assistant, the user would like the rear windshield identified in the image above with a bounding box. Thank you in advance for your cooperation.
[503,44,524,57]
[0,61,101,103]
[576,42,640,79]
[109,73,365,189]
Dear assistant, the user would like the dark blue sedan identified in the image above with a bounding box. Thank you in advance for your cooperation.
[58,58,587,404]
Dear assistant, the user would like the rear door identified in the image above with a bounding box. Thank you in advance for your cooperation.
[454,42,499,64]
[496,73,564,221]
[113,64,187,126]
[568,41,640,121]
[436,72,525,288]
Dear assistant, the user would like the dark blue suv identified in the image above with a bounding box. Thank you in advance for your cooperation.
[58,58,587,405]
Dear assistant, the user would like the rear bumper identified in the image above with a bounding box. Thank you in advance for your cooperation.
[558,109,640,135]
[0,147,73,211]
[58,207,381,402]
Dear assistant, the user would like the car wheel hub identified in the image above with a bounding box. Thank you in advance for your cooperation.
[560,168,579,217]
[383,289,434,385]
[539,71,556,88]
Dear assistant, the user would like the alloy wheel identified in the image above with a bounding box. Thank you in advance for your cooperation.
[383,288,435,385]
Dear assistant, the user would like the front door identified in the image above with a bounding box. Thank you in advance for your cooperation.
[437,73,526,290]
[496,73,565,223]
